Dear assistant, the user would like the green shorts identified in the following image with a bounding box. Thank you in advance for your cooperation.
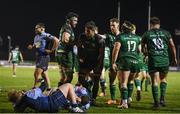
[12,61,19,64]
[139,62,148,72]
[148,66,169,74]
[118,57,140,73]
[56,52,73,69]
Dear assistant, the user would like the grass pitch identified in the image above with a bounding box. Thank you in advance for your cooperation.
[0,67,180,113]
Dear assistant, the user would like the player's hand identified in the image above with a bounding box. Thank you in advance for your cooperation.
[21,60,24,63]
[8,60,11,63]
[79,58,84,63]
[27,44,33,49]
[112,63,117,72]
[76,97,81,103]
[173,58,178,66]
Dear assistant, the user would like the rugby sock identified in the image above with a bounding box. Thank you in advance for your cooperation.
[135,79,141,91]
[160,82,167,99]
[92,76,100,99]
[121,88,128,101]
[152,85,159,104]
[128,83,134,98]
[110,85,116,100]
[100,79,106,93]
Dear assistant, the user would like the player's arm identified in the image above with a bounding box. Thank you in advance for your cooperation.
[42,33,59,53]
[8,52,12,63]
[138,44,142,53]
[169,38,177,65]
[20,53,24,62]
[96,39,105,67]
[62,32,71,43]
[112,42,121,71]
[51,36,59,52]
[98,34,106,39]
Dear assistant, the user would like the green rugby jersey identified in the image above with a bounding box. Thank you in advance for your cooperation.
[11,49,20,62]
[105,33,119,64]
[116,32,141,60]
[104,46,110,66]
[57,23,75,53]
[142,28,171,67]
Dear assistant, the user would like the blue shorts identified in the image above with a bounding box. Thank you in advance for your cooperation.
[49,90,68,112]
[36,55,50,71]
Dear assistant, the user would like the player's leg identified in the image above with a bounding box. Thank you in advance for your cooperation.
[65,68,74,83]
[127,73,134,106]
[141,74,145,91]
[58,83,84,112]
[42,71,51,89]
[58,52,74,86]
[12,63,17,77]
[91,71,101,105]
[34,56,49,88]
[65,52,74,83]
[33,68,43,88]
[118,70,130,109]
[58,65,66,86]
[150,71,159,108]
[107,69,117,104]
[144,72,151,91]
[78,69,92,95]
[99,68,106,97]
[159,67,168,107]
[134,72,142,101]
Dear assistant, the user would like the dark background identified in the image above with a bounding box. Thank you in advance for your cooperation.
[0,0,180,61]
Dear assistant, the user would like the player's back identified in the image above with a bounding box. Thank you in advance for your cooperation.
[117,32,141,60]
[11,49,20,62]
[142,28,171,67]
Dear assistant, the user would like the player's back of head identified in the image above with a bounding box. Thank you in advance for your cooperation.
[150,17,160,25]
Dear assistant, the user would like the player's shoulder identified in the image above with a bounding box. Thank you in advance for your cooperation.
[159,28,171,35]
[134,34,141,39]
[60,23,72,33]
[95,34,105,43]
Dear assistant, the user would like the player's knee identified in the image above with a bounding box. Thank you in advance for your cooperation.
[121,83,127,88]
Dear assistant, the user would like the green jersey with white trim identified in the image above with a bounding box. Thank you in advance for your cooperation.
[11,49,20,62]
[142,28,171,67]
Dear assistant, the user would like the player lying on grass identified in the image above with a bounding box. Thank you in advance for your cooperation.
[8,82,87,113]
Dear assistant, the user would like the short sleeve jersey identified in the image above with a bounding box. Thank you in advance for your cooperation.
[142,28,171,67]
[116,32,141,60]
[33,32,54,56]
[11,49,20,62]
[57,23,75,53]
[77,34,105,63]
